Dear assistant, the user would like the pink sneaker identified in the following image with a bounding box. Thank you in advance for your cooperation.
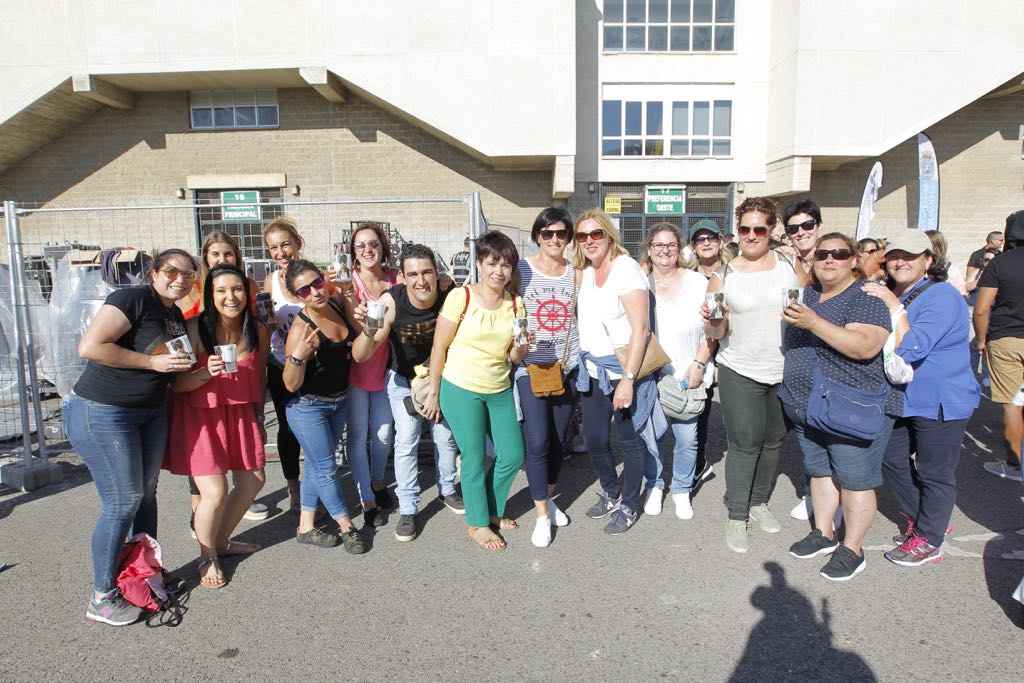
[884,535,942,567]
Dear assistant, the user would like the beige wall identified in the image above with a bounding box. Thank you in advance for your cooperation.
[0,89,552,260]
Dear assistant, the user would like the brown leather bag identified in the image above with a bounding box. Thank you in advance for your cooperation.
[614,333,671,380]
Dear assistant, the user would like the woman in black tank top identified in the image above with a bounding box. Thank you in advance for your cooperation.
[281,260,366,554]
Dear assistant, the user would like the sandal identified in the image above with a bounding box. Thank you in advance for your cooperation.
[219,540,262,556]
[468,526,507,551]
[197,558,226,589]
[490,516,519,531]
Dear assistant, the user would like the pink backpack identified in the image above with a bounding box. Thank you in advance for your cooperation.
[116,533,185,626]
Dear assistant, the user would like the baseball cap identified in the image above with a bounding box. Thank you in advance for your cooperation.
[688,219,722,242]
[883,230,933,256]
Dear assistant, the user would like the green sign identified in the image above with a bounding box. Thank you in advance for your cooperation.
[221,190,261,221]
[645,187,685,214]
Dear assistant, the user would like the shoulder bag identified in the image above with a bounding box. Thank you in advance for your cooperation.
[805,346,890,442]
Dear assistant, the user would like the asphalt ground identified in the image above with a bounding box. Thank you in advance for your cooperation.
[1,393,1022,682]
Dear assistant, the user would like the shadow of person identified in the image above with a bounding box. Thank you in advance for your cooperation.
[729,562,876,683]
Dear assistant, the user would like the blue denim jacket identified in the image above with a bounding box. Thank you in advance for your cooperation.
[575,350,668,453]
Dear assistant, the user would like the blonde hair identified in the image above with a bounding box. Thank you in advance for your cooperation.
[639,223,689,272]
[572,208,630,270]
[262,216,304,252]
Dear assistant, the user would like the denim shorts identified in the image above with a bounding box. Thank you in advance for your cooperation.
[783,402,894,491]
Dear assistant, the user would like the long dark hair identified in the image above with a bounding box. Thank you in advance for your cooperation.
[198,264,259,354]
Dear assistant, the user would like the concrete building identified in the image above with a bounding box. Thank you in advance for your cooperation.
[1,1,1023,268]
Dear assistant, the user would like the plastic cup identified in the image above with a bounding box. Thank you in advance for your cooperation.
[706,293,725,320]
[216,344,238,374]
[366,300,386,331]
[782,288,803,309]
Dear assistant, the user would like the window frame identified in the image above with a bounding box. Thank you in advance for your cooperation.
[602,0,736,53]
[601,94,733,159]
[190,89,280,130]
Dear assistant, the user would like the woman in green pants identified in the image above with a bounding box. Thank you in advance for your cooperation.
[424,230,529,550]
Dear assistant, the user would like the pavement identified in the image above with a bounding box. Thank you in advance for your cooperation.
[1,392,1022,682]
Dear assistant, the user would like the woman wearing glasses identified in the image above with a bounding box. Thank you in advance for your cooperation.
[780,199,823,277]
[705,197,802,554]
[282,260,365,553]
[65,249,199,626]
[346,222,397,526]
[516,208,579,547]
[780,234,896,581]
[574,209,666,535]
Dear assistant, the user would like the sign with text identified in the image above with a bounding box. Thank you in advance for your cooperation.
[645,186,685,214]
[604,197,622,214]
[221,191,261,221]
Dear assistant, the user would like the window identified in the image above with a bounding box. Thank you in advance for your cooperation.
[195,189,284,266]
[190,89,279,129]
[603,0,735,52]
[603,98,732,158]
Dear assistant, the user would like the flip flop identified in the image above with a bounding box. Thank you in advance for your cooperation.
[197,558,226,589]
[468,526,506,551]
[489,516,519,531]
[219,540,262,556]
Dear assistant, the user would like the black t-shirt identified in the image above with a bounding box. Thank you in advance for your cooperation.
[978,248,1024,341]
[967,247,987,270]
[388,283,453,379]
[295,301,355,398]
[74,285,187,408]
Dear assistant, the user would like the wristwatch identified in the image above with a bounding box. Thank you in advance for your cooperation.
[287,355,306,366]
[624,369,636,380]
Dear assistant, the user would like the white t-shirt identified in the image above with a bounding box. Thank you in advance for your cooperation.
[577,255,649,380]
[654,269,709,381]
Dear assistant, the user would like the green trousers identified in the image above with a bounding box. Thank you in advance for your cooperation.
[439,378,525,527]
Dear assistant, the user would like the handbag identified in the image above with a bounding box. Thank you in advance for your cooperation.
[527,280,575,398]
[613,334,671,380]
[806,348,890,442]
[657,374,707,421]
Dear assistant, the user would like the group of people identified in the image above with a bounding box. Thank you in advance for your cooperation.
[66,197,1021,627]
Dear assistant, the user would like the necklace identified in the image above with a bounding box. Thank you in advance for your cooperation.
[654,269,680,288]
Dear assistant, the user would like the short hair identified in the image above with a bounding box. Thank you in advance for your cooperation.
[400,243,438,272]
[148,248,198,283]
[735,196,778,227]
[198,264,258,354]
[781,199,822,225]
[640,222,689,270]
[283,259,323,296]
[263,217,304,251]
[349,221,393,269]
[572,208,630,270]
[200,230,245,279]
[530,207,575,245]
[809,232,864,287]
[475,230,520,266]
[987,231,1003,244]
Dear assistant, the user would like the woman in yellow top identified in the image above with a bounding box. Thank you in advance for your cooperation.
[426,231,529,551]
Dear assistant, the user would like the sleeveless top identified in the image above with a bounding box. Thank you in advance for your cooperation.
[517,258,579,369]
[349,267,398,391]
[270,271,304,366]
[294,300,354,399]
[185,348,264,408]
[715,252,799,384]
[388,283,451,380]
[653,269,709,381]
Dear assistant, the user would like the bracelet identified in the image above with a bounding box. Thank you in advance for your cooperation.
[256,414,266,425]
[287,355,306,367]
[693,359,706,368]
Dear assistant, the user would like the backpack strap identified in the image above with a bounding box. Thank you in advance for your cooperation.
[460,285,470,321]
[901,279,938,308]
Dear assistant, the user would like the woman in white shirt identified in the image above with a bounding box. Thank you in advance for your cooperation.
[574,209,666,536]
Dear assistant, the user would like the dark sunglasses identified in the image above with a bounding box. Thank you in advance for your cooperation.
[737,225,770,238]
[576,229,606,243]
[692,234,720,245]
[784,219,818,235]
[539,228,570,241]
[295,276,326,298]
[861,248,880,255]
[813,248,856,262]
[160,266,198,283]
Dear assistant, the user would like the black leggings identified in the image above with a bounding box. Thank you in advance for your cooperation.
[267,362,301,481]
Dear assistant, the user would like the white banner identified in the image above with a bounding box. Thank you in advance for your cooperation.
[856,161,883,240]
[917,133,940,231]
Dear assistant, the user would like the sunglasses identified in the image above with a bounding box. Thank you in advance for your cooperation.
[576,229,606,243]
[784,219,818,236]
[813,248,856,262]
[160,266,198,283]
[539,228,570,241]
[692,234,720,245]
[650,242,679,252]
[737,225,770,238]
[295,276,326,298]
[861,248,880,255]
[354,240,381,252]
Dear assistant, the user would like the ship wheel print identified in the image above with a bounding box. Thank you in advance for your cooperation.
[535,298,569,333]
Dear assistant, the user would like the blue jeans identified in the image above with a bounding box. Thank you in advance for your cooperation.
[385,370,458,516]
[580,381,646,513]
[514,371,576,501]
[346,385,393,503]
[644,434,665,492]
[286,395,352,518]
[668,416,700,494]
[63,395,167,593]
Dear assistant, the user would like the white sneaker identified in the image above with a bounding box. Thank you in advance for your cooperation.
[643,488,664,516]
[672,492,694,520]
[790,496,812,521]
[546,499,570,527]
[531,516,553,547]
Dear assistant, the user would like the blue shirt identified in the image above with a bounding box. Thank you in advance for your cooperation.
[896,279,979,420]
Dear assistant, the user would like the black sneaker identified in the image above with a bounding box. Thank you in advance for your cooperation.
[820,545,866,581]
[297,526,338,548]
[340,528,366,555]
[394,513,418,542]
[586,492,620,519]
[789,529,839,559]
[363,507,386,528]
[86,590,141,626]
[440,492,466,515]
[374,487,395,511]
[603,506,637,535]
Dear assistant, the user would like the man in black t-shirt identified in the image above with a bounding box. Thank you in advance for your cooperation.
[974,210,1024,482]
[965,230,1004,282]
[353,244,463,542]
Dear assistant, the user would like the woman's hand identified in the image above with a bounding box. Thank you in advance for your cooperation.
[781,302,820,330]
[207,353,225,377]
[419,387,441,423]
[291,324,320,362]
[861,281,901,313]
[612,379,634,410]
[150,352,193,373]
[352,301,368,327]
[685,363,704,389]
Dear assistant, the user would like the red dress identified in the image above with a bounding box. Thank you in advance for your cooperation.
[164,350,266,476]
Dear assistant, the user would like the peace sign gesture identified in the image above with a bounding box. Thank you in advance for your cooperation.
[290,322,320,362]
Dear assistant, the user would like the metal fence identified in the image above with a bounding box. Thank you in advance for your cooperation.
[0,192,501,490]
